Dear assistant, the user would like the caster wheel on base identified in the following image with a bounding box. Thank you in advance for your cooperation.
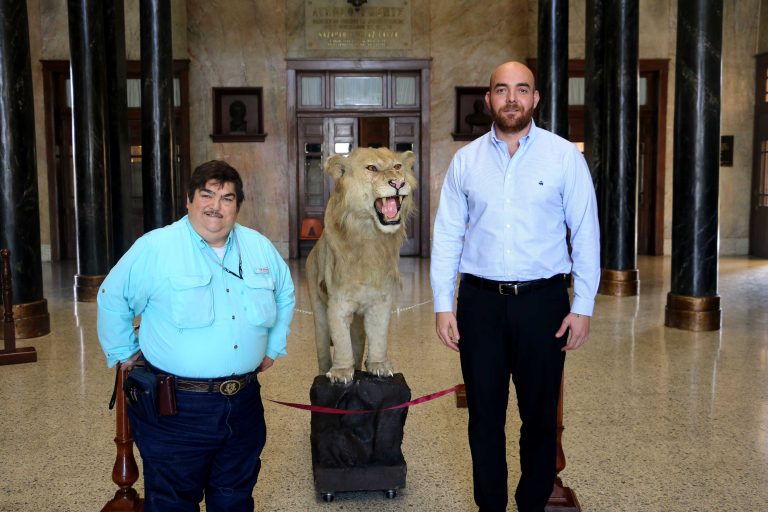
[321,492,334,502]
[385,489,397,499]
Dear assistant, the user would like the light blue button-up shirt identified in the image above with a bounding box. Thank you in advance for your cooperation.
[430,121,600,316]
[97,216,295,378]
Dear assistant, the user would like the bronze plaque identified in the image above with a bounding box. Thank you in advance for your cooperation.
[305,0,412,50]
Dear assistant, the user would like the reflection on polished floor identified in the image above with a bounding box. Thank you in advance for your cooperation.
[1,255,767,511]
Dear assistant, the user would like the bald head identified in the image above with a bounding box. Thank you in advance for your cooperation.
[489,61,536,92]
[485,61,540,135]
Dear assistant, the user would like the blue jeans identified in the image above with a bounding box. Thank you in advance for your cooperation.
[127,379,267,512]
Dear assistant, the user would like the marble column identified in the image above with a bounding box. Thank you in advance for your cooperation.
[0,0,50,338]
[665,0,723,331]
[536,0,569,138]
[584,0,604,190]
[104,0,132,261]
[140,0,175,231]
[598,0,639,296]
[67,0,113,302]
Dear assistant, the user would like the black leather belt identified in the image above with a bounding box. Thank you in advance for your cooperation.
[174,373,258,396]
[144,360,258,396]
[462,273,568,296]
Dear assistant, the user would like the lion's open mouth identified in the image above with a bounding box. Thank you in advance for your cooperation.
[374,195,405,225]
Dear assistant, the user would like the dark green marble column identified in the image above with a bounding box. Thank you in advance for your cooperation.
[67,0,113,301]
[140,0,176,230]
[584,0,604,190]
[598,0,639,297]
[104,0,132,261]
[665,0,723,331]
[0,0,50,338]
[536,0,569,138]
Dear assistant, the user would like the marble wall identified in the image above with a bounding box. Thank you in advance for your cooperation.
[429,1,531,227]
[720,0,760,255]
[186,0,290,255]
[23,0,764,260]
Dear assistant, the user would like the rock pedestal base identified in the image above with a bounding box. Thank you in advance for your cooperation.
[310,372,410,500]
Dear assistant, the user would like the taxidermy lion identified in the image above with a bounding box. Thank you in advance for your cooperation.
[306,147,417,384]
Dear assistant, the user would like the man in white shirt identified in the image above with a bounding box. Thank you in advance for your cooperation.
[430,61,600,512]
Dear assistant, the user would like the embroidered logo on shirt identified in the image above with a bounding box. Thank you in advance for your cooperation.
[538,180,544,186]
[256,267,270,273]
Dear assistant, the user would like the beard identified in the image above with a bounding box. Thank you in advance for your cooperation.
[491,103,535,134]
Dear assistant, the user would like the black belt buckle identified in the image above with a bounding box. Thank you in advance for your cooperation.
[498,283,519,295]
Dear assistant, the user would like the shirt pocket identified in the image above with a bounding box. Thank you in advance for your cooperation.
[526,177,562,209]
[242,273,277,328]
[169,275,214,329]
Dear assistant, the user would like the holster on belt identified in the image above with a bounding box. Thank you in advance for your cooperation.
[156,374,178,416]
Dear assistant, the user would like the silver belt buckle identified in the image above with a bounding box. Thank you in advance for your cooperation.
[498,283,519,295]
[219,379,242,396]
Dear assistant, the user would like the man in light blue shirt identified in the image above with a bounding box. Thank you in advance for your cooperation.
[97,160,295,512]
[431,62,599,512]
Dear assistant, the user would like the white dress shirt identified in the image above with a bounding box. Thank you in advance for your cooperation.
[430,121,600,316]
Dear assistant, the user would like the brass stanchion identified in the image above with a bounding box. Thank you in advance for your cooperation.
[101,364,143,512]
[0,249,37,365]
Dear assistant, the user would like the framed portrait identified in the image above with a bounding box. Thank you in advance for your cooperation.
[211,87,267,142]
[452,86,491,141]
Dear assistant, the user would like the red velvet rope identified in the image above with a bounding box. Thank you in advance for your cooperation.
[265,384,462,415]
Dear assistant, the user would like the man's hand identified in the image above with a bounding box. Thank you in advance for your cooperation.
[258,356,274,372]
[555,313,590,351]
[436,312,460,352]
[120,351,142,370]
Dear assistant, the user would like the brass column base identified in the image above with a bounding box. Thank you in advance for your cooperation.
[0,299,50,339]
[665,293,721,331]
[75,274,106,302]
[598,268,639,296]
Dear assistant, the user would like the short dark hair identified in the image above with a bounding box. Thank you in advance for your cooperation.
[188,160,245,210]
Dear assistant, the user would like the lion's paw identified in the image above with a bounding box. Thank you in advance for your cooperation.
[326,367,355,385]
[366,360,395,378]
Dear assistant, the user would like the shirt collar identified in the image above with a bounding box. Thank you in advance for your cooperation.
[490,118,538,147]
[183,215,235,250]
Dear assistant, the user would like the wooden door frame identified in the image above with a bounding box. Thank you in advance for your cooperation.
[750,52,768,257]
[286,58,432,259]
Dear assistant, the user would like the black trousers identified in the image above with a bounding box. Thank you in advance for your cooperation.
[457,276,569,512]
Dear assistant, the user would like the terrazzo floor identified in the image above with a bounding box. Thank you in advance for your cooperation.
[1,255,767,511]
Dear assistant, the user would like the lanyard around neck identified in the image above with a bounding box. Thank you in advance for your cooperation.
[201,231,243,280]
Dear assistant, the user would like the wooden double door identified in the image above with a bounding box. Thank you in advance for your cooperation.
[297,115,421,256]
